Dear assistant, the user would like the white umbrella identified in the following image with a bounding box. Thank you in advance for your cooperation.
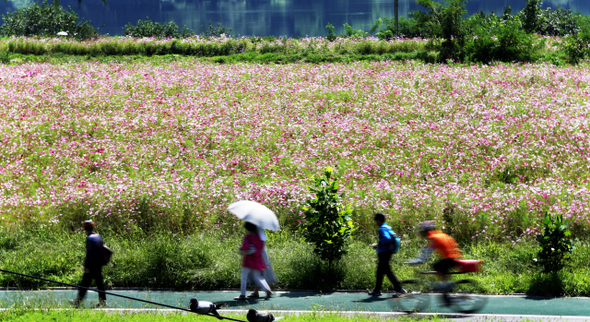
[227,200,280,231]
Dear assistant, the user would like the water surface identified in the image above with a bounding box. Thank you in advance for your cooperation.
[1,0,588,36]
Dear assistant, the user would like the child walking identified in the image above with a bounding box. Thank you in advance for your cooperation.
[234,222,272,300]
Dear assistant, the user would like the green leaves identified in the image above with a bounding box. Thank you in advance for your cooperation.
[410,0,468,60]
[536,212,574,273]
[325,23,337,42]
[520,0,543,34]
[123,17,194,39]
[561,21,590,64]
[200,21,233,38]
[301,167,357,266]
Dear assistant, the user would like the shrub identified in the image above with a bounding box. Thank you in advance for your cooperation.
[398,16,428,38]
[493,17,537,61]
[540,7,580,36]
[0,50,9,64]
[200,21,232,38]
[536,212,574,273]
[301,167,357,268]
[326,23,337,41]
[370,18,394,39]
[370,17,427,39]
[124,17,194,38]
[516,1,580,36]
[343,23,368,38]
[0,0,98,39]
[562,26,590,64]
[464,12,539,63]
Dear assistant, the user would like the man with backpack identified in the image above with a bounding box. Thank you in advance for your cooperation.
[368,212,406,297]
[70,220,107,307]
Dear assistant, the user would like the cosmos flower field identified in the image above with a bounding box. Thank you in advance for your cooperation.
[1,59,589,242]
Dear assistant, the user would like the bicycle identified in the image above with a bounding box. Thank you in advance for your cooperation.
[391,259,487,314]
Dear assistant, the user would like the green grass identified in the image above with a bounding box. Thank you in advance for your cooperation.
[0,51,435,66]
[0,310,461,322]
[1,225,589,296]
[0,310,204,322]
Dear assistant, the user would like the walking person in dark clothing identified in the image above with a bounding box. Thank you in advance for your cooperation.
[368,212,406,297]
[70,220,107,307]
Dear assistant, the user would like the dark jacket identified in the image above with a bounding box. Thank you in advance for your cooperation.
[85,232,104,269]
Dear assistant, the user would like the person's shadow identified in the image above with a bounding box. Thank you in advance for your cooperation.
[352,296,392,303]
[277,291,319,298]
[220,298,262,308]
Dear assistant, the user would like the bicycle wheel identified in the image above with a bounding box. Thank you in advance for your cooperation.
[443,279,487,314]
[391,279,430,313]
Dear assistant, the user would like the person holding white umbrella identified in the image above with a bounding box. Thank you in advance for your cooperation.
[234,222,272,300]
[228,201,280,300]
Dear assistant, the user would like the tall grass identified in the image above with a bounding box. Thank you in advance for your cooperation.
[0,36,428,58]
[0,35,569,64]
[2,225,590,296]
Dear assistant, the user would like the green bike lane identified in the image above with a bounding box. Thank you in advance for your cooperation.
[1,289,590,318]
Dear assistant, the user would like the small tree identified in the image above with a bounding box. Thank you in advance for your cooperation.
[536,212,574,273]
[521,0,543,34]
[301,167,357,268]
[411,0,468,60]
[325,23,337,41]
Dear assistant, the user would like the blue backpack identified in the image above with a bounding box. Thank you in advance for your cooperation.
[386,228,401,254]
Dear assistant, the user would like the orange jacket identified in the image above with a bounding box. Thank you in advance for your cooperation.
[426,230,462,259]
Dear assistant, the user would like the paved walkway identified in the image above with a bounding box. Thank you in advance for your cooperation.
[1,289,590,320]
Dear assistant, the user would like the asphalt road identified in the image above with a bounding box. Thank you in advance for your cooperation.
[1,290,590,321]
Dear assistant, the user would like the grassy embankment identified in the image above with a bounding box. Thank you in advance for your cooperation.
[0,54,589,296]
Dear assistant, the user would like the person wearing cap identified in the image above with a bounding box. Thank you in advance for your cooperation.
[368,212,406,297]
[70,220,107,307]
[408,221,462,288]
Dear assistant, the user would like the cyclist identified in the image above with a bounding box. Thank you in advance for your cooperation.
[407,221,462,290]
